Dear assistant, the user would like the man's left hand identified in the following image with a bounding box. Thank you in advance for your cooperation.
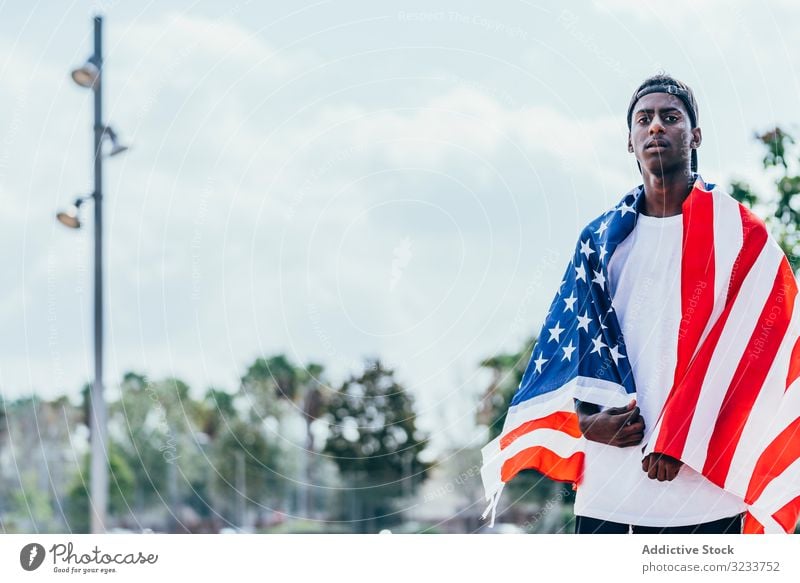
[642,453,683,481]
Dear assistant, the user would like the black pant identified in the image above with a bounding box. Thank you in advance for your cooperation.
[575,514,742,534]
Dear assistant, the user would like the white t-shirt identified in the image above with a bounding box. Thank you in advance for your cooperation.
[573,212,746,526]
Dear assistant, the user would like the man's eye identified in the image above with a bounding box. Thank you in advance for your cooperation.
[665,115,678,122]
[637,117,649,124]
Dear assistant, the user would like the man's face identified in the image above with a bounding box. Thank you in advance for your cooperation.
[627,92,701,176]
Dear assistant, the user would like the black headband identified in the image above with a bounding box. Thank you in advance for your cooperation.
[627,84,698,129]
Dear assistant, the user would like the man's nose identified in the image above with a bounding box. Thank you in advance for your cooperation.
[649,118,665,134]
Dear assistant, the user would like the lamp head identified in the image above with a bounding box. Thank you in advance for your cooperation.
[104,126,129,157]
[56,197,87,229]
[71,59,100,90]
[56,207,81,229]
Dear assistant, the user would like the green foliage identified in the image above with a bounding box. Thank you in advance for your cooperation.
[5,473,56,532]
[65,445,135,533]
[241,355,299,412]
[197,387,235,439]
[239,355,328,425]
[759,127,794,170]
[323,359,430,530]
[112,373,182,508]
[206,416,283,523]
[0,354,425,533]
[730,127,800,271]
[729,180,758,209]
[106,360,328,530]
[0,397,6,441]
[0,395,83,532]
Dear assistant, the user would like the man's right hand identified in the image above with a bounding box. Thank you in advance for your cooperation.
[577,399,645,447]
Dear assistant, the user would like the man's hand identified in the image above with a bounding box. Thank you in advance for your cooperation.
[642,453,683,481]
[577,399,645,447]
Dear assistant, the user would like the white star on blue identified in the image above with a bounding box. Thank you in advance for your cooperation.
[511,186,641,408]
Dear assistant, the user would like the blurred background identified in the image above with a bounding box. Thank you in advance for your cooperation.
[1,0,799,533]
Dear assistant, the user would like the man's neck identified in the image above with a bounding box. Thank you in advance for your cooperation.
[640,170,695,217]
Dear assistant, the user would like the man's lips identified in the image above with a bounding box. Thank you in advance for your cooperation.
[645,139,670,150]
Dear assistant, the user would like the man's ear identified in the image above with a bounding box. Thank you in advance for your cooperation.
[690,126,702,149]
[627,134,634,153]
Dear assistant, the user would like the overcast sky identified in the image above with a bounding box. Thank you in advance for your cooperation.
[1,0,798,448]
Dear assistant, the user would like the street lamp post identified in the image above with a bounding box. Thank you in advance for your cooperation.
[57,15,128,533]
[89,13,107,538]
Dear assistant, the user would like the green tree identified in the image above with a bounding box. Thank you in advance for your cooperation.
[64,444,135,533]
[729,127,800,270]
[209,416,281,526]
[240,355,298,421]
[238,355,335,521]
[111,373,208,531]
[0,395,82,532]
[111,372,171,514]
[196,387,236,440]
[323,359,430,532]
[6,472,56,533]
[183,387,235,528]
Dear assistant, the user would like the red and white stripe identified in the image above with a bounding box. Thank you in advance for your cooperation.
[480,384,582,525]
[480,376,630,525]
[641,186,800,533]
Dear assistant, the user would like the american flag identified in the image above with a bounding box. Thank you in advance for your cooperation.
[481,176,800,534]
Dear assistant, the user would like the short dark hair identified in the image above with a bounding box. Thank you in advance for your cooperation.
[627,73,699,171]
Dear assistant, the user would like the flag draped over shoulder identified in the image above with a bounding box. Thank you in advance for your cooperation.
[481,176,800,534]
